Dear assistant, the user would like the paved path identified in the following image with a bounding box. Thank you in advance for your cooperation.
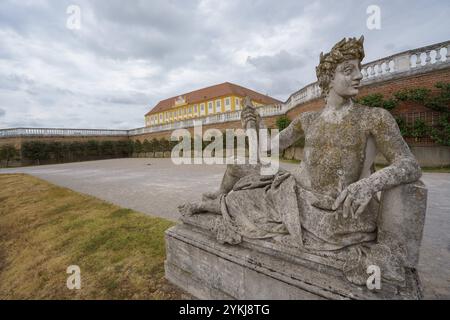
[1,158,449,299]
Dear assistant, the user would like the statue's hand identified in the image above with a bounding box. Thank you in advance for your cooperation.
[241,105,261,129]
[332,179,375,219]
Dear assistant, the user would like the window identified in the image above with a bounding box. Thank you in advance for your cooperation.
[159,114,162,120]
[235,98,241,110]
[208,101,213,113]
[201,103,205,111]
[215,100,221,113]
[194,105,198,113]
[225,97,231,111]
[188,107,192,114]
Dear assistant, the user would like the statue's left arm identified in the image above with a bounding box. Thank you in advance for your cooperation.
[333,108,421,218]
[367,108,422,191]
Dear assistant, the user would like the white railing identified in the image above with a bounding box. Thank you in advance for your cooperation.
[1,40,449,138]
[360,40,450,82]
[0,127,129,138]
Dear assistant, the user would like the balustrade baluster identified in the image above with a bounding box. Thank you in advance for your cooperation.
[425,51,432,65]
[416,53,422,67]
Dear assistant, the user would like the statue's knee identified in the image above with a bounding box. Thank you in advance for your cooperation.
[227,163,260,178]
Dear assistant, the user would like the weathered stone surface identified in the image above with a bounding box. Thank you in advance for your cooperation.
[293,147,303,160]
[169,37,428,299]
[165,223,423,300]
[378,180,427,268]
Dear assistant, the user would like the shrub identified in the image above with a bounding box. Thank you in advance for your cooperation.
[86,140,100,157]
[22,141,50,165]
[430,114,450,146]
[133,140,143,153]
[357,93,397,110]
[276,116,291,131]
[394,88,431,103]
[142,139,152,153]
[409,119,430,139]
[159,138,171,152]
[395,117,409,136]
[100,141,115,156]
[0,144,19,166]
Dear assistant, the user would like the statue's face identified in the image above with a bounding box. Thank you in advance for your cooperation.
[329,59,363,98]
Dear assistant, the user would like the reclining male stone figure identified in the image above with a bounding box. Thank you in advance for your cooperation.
[178,36,426,287]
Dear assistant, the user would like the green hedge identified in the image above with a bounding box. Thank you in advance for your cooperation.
[21,140,134,164]
[0,144,19,166]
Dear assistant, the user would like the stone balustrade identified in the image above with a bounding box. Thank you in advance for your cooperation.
[1,40,449,138]
[360,40,450,82]
[0,127,129,138]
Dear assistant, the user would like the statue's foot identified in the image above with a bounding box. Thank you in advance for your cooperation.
[202,190,225,201]
[178,202,201,216]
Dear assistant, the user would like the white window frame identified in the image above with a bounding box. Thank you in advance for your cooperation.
[225,97,231,111]
[215,99,221,113]
[235,98,241,110]
[208,101,213,113]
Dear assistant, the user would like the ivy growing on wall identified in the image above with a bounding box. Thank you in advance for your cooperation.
[357,82,450,146]
[356,93,398,110]
[276,115,291,131]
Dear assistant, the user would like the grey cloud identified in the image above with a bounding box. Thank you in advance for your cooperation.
[0,0,448,129]
[0,109,5,117]
[247,50,305,73]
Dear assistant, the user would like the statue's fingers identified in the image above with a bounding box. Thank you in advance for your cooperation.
[343,195,352,219]
[332,189,348,210]
[354,198,371,219]
[351,201,358,219]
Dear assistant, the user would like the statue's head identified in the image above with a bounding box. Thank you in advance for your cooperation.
[316,36,365,98]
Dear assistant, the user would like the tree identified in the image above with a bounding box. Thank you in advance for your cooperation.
[134,140,143,153]
[21,141,49,165]
[100,141,114,156]
[0,144,18,167]
[86,140,100,157]
[142,139,152,153]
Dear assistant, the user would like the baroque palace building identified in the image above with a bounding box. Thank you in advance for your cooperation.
[144,82,281,127]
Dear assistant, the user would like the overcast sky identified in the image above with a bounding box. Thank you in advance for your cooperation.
[0,0,449,129]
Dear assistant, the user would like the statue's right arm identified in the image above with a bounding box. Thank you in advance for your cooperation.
[274,117,305,152]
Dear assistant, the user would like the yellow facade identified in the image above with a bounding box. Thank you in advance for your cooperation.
[145,95,263,127]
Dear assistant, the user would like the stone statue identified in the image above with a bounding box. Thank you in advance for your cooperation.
[177,36,427,289]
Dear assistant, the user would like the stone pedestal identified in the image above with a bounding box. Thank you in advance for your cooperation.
[165,222,423,300]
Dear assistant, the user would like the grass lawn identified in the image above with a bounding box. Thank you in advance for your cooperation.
[0,174,186,299]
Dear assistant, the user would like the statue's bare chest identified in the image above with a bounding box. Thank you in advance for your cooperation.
[305,115,367,151]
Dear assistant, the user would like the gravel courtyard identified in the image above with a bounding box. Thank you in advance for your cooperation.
[1,158,449,299]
